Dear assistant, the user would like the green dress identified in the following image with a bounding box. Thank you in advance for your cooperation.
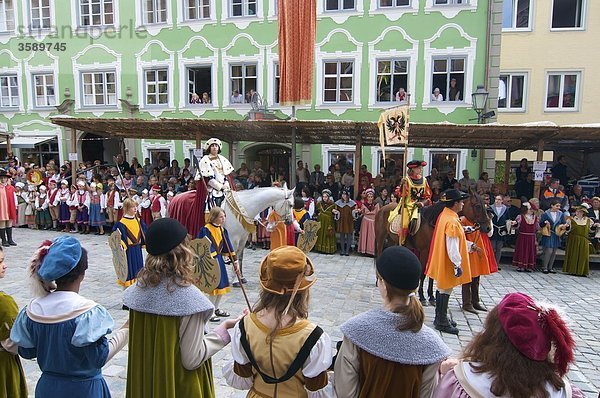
[315,201,337,254]
[126,311,215,398]
[563,218,590,276]
[0,292,27,398]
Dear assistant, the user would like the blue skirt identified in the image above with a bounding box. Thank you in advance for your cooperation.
[126,244,144,283]
[36,372,110,398]
[89,203,106,226]
[59,203,70,223]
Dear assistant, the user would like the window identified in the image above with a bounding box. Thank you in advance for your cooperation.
[33,73,56,107]
[328,151,354,174]
[81,71,116,106]
[80,0,114,26]
[376,59,408,102]
[187,66,212,104]
[149,149,170,165]
[546,73,579,110]
[0,0,15,32]
[325,0,355,11]
[185,0,210,19]
[145,69,169,106]
[144,0,167,24]
[30,0,51,30]
[230,63,257,104]
[551,0,584,29]
[430,151,459,177]
[434,0,468,4]
[231,0,256,17]
[431,57,465,102]
[498,74,525,110]
[0,74,18,108]
[379,0,410,6]
[502,0,530,29]
[274,62,280,104]
[323,61,353,103]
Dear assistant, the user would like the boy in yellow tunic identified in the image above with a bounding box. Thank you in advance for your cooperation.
[113,198,146,289]
[425,189,472,335]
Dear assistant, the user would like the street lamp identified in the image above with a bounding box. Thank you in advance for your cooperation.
[471,84,489,124]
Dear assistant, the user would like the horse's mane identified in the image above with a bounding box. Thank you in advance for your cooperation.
[422,201,448,227]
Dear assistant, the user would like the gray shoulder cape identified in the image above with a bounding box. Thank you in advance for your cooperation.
[340,308,451,365]
[124,279,214,318]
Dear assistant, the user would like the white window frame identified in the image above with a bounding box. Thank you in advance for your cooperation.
[32,73,56,108]
[143,0,168,24]
[324,0,356,12]
[135,40,175,114]
[316,0,362,23]
[177,36,219,112]
[184,0,210,20]
[28,0,52,31]
[222,34,264,112]
[230,0,257,17]
[374,58,410,104]
[498,72,527,112]
[141,140,176,166]
[273,61,280,105]
[370,146,415,176]
[229,62,258,105]
[78,0,115,27]
[144,68,169,107]
[423,0,477,18]
[322,144,355,174]
[502,0,532,31]
[322,60,355,104]
[377,0,411,8]
[80,70,117,108]
[550,0,586,31]
[422,148,468,178]
[434,0,469,5]
[544,71,581,112]
[0,73,19,109]
[0,0,16,33]
[431,56,466,102]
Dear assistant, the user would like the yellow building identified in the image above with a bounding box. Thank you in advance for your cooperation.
[498,0,596,125]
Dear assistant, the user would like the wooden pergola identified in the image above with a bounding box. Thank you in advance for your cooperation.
[50,117,600,197]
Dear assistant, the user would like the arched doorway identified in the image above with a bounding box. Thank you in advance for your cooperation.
[80,133,121,163]
[243,143,291,183]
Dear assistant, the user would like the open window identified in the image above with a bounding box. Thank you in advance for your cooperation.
[187,66,212,105]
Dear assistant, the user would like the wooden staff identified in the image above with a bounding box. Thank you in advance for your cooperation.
[220,224,252,311]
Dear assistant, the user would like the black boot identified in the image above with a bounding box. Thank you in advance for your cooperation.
[6,227,17,246]
[462,283,478,314]
[0,228,8,247]
[471,277,487,311]
[434,292,459,335]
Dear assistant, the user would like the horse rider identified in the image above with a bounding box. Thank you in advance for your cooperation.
[197,137,235,208]
[389,160,432,244]
[425,189,473,335]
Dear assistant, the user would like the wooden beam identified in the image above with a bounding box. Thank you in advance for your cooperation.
[195,132,202,151]
[354,131,362,199]
[533,139,544,200]
[504,149,511,195]
[6,135,11,156]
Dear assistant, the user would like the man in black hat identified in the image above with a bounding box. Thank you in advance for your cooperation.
[425,189,473,335]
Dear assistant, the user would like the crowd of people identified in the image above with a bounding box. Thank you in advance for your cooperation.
[0,142,594,397]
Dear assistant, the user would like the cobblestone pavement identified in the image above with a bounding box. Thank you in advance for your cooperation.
[3,229,599,397]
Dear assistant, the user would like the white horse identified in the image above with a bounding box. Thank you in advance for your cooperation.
[222,186,295,279]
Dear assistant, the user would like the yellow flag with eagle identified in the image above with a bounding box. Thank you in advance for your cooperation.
[378,105,409,162]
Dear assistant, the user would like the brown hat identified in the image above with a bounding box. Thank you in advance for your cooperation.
[259,246,316,295]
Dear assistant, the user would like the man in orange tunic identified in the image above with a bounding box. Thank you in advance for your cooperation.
[426,189,472,335]
[460,216,492,314]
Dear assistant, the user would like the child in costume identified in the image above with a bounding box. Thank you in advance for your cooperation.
[124,218,240,398]
[113,198,146,288]
[223,246,334,397]
[512,202,538,272]
[138,189,153,227]
[35,185,52,230]
[68,185,79,233]
[56,180,71,232]
[10,236,129,397]
[0,168,18,246]
[150,185,167,220]
[358,188,379,256]
[0,246,28,397]
[89,182,107,235]
[15,182,26,227]
[539,198,566,274]
[166,191,174,217]
[47,179,60,230]
[24,184,36,228]
[293,198,310,245]
[333,189,357,256]
[105,182,120,227]
[75,180,91,234]
[315,189,337,254]
[198,207,238,322]
[255,207,270,250]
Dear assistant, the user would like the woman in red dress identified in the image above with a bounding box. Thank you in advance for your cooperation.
[512,202,538,272]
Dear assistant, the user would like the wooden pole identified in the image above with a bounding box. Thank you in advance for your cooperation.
[195,133,202,151]
[354,130,362,199]
[291,126,297,188]
[403,93,412,177]
[227,141,234,164]
[70,128,77,182]
[504,149,511,195]
[6,136,11,156]
[533,139,545,200]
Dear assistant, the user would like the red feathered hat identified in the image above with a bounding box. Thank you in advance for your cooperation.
[498,292,575,377]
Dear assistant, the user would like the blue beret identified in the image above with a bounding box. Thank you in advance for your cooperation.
[38,236,83,281]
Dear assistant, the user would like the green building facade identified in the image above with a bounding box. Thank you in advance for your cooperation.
[0,0,499,179]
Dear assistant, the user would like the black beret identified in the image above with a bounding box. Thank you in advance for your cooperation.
[146,218,189,255]
[376,246,421,290]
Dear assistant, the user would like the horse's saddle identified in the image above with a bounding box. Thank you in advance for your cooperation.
[389,213,421,236]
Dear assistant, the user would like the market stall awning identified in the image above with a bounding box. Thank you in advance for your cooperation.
[0,136,56,149]
[49,117,600,152]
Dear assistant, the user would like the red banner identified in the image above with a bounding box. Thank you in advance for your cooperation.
[278,0,316,106]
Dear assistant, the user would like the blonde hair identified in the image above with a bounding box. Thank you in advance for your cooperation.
[207,206,225,224]
[136,237,196,290]
[123,198,137,213]
[378,272,424,333]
